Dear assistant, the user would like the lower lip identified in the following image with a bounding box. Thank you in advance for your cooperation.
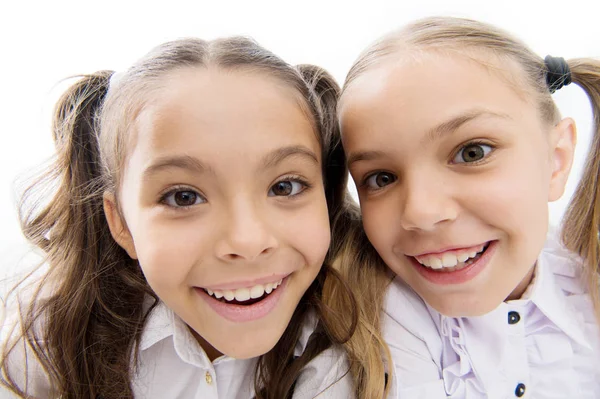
[196,277,288,323]
[410,241,497,285]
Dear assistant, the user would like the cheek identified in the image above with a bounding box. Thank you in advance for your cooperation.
[274,185,332,271]
[287,199,331,267]
[131,216,210,287]
[472,158,550,230]
[360,199,396,253]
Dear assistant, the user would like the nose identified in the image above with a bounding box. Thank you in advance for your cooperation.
[214,198,278,262]
[399,173,458,232]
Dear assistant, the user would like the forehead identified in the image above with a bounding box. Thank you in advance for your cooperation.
[340,51,533,140]
[126,67,320,166]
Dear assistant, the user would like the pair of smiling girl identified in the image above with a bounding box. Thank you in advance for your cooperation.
[2,16,599,398]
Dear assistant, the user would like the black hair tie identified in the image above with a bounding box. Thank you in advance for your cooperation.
[544,55,572,93]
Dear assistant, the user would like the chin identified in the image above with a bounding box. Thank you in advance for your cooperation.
[190,325,282,360]
[223,341,278,360]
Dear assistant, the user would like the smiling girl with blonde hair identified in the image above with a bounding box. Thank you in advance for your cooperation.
[338,16,600,398]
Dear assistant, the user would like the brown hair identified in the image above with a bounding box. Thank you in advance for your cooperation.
[338,15,600,392]
[1,37,361,399]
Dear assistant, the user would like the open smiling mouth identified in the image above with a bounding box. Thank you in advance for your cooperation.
[201,278,284,306]
[413,242,491,273]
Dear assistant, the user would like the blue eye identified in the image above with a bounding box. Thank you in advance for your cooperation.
[268,180,307,197]
[162,189,206,208]
[453,143,493,163]
[365,172,397,189]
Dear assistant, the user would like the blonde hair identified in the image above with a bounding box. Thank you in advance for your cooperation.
[327,197,393,398]
[338,15,600,392]
[1,37,366,399]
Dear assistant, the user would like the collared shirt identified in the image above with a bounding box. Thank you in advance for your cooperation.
[383,232,600,398]
[1,301,353,398]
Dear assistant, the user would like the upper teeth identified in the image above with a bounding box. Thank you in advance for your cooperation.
[205,279,283,302]
[415,245,485,269]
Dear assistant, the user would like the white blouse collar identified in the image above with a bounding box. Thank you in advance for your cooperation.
[139,301,214,368]
[138,301,316,365]
[518,241,590,349]
[139,300,174,351]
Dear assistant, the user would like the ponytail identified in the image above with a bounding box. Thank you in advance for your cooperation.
[2,72,157,399]
[561,58,600,320]
[22,72,110,250]
[329,197,393,399]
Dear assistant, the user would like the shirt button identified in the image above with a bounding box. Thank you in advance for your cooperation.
[205,371,213,385]
[508,311,521,325]
[515,383,526,397]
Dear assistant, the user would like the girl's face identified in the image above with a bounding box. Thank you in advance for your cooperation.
[340,53,575,316]
[105,68,330,359]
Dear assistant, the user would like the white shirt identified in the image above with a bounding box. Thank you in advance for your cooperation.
[1,301,353,398]
[383,232,600,398]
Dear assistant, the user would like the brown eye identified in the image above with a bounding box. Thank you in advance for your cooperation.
[454,143,492,163]
[365,172,397,189]
[174,191,198,206]
[162,189,205,208]
[272,181,292,196]
[268,180,306,197]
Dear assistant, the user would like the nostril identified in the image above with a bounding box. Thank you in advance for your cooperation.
[215,233,278,261]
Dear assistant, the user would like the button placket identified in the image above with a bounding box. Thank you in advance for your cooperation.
[506,307,528,398]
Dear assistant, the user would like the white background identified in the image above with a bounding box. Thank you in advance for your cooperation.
[0,0,598,285]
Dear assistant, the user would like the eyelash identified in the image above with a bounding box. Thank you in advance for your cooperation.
[159,185,206,210]
[359,170,396,192]
[158,175,312,211]
[269,175,312,198]
[451,140,495,165]
[357,140,495,192]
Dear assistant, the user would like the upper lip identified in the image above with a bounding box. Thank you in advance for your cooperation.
[200,272,290,291]
[406,242,491,258]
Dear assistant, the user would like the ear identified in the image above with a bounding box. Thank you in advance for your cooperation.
[548,117,577,202]
[103,192,138,259]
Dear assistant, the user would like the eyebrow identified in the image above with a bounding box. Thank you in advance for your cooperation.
[261,145,319,170]
[143,155,214,180]
[426,109,511,142]
[142,145,318,180]
[347,150,388,167]
[347,109,510,168]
